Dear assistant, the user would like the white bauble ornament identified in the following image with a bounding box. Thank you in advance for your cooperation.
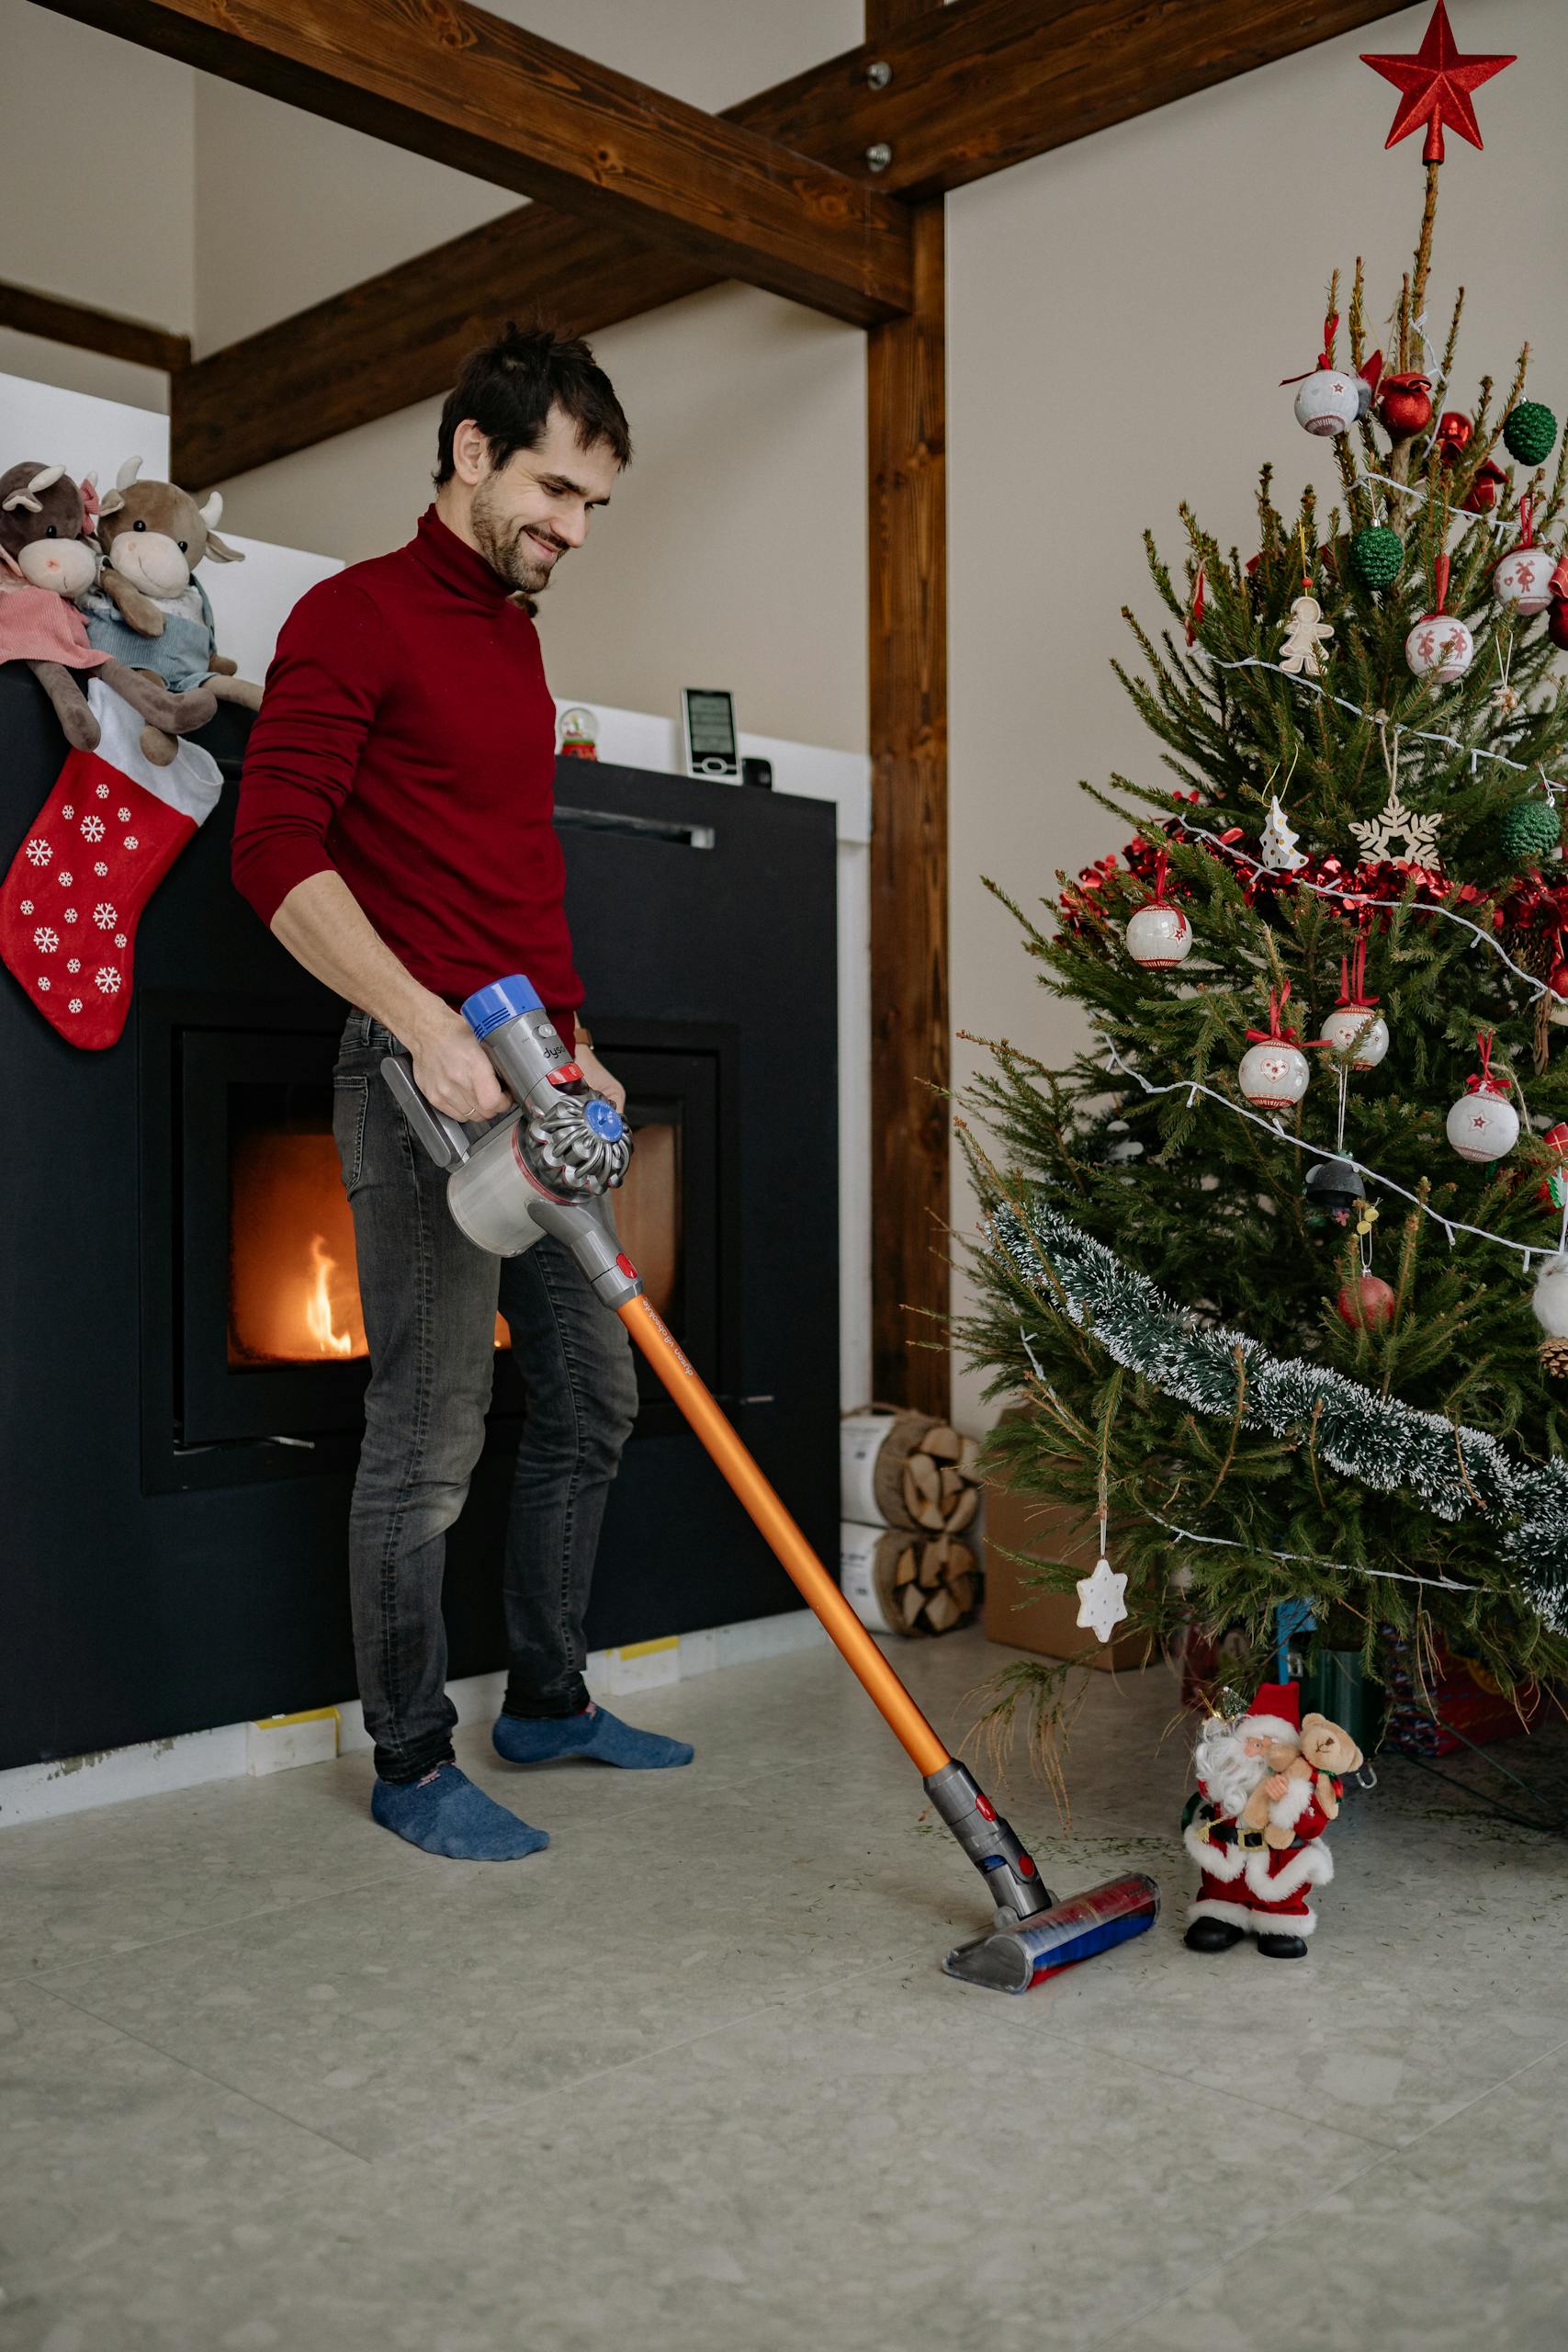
[1532,1255,1568,1339]
[1493,544,1556,616]
[1318,1004,1390,1069]
[1239,1040,1311,1111]
[1293,369,1360,437]
[1405,612,1474,682]
[1446,1089,1519,1162]
[1124,902,1191,969]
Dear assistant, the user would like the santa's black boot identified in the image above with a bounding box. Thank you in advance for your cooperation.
[1184,1917,1246,1953]
[1256,1931,1308,1960]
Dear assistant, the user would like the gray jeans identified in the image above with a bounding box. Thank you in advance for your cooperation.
[333,1012,638,1783]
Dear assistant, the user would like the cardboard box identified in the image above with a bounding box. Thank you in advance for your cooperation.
[983,1466,1156,1673]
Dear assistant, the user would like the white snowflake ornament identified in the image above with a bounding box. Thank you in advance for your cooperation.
[1348,786,1443,866]
[1075,1557,1130,1645]
[1279,596,1334,677]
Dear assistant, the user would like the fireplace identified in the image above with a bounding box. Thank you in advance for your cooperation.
[6,663,838,1772]
[139,1001,734,1487]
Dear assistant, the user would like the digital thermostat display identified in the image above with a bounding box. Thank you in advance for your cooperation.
[681,688,740,783]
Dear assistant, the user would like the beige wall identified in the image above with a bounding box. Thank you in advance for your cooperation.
[193,0,861,349]
[216,282,868,752]
[0,1,194,411]
[945,0,1568,1424]
[191,0,867,748]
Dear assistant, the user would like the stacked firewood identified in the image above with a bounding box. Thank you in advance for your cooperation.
[839,1411,985,1637]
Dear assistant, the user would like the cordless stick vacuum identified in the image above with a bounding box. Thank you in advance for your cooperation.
[382,975,1158,1991]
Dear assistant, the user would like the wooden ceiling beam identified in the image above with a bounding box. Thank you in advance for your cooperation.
[174,210,713,489]
[0,278,190,375]
[170,0,1409,485]
[34,0,913,328]
[746,0,1411,200]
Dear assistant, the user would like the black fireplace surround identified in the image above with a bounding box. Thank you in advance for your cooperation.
[0,668,839,1770]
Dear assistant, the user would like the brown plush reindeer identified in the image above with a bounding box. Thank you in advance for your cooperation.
[0,461,216,762]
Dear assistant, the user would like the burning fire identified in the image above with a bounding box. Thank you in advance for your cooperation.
[304,1233,356,1357]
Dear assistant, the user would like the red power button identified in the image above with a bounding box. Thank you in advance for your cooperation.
[615,1252,638,1280]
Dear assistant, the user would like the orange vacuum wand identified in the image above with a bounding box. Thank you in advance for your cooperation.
[381,973,1159,1986]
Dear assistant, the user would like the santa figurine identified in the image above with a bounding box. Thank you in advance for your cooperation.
[1180,1682,1336,1960]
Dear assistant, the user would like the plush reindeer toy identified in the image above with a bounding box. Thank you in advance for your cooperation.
[0,461,217,760]
[83,458,261,738]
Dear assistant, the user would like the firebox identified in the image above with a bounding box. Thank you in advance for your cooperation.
[138,995,735,1489]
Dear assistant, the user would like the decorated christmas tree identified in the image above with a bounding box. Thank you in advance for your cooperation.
[962,6,1568,1742]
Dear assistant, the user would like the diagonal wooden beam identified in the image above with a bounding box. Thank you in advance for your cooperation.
[174,210,712,489]
[171,0,1408,488]
[750,0,1412,199]
[35,0,912,328]
[0,277,190,374]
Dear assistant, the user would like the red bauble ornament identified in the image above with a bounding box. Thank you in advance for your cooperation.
[1463,458,1507,514]
[1361,4,1515,164]
[1379,371,1433,437]
[1337,1273,1396,1330]
[1550,602,1568,653]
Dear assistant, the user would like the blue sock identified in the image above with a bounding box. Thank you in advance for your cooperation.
[370,1763,549,1860]
[492,1702,694,1771]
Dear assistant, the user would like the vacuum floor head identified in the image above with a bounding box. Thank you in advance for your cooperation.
[943,1873,1160,1993]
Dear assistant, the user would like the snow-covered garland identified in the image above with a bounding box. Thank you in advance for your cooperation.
[989,1193,1568,1634]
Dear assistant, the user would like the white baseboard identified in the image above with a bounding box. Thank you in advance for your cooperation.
[0,1609,829,1830]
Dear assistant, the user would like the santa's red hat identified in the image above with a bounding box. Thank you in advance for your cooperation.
[1242,1681,1301,1742]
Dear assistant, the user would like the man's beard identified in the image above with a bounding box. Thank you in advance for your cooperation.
[470,481,562,595]
[1194,1724,1270,1819]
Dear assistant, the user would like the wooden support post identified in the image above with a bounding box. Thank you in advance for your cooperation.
[867,195,948,1415]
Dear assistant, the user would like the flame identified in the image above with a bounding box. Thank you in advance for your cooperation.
[303,1232,355,1357]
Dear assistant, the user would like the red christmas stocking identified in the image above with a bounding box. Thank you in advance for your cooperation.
[0,679,222,1049]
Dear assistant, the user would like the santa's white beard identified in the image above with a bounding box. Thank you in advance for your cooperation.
[1195,1726,1269,1819]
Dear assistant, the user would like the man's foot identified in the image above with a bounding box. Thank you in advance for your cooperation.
[371,1762,549,1860]
[492,1702,694,1771]
[1256,1930,1308,1960]
[1184,1917,1246,1953]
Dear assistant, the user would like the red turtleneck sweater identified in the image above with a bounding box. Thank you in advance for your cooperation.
[232,507,582,1035]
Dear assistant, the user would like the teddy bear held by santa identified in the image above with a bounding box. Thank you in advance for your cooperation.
[1183,1681,1363,1959]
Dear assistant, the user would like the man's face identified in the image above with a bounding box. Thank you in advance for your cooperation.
[464,405,620,595]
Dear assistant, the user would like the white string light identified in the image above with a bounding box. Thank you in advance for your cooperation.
[1210,654,1540,776]
[1012,1334,1495,1595]
[1100,1038,1554,1271]
[1170,814,1560,1001]
[1146,1510,1492,1594]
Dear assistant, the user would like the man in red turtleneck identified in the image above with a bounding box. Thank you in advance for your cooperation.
[233,325,694,1863]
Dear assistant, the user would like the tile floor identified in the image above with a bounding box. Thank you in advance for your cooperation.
[2,1627,1566,2352]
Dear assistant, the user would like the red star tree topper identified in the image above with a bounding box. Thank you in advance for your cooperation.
[1362,1,1514,164]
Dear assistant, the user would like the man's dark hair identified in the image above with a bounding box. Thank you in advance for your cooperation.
[434,322,632,485]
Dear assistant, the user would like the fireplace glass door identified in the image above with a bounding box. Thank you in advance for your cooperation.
[169,1025,726,1453]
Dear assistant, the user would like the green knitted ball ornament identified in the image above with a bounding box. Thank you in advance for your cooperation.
[1498,798,1562,863]
[1504,402,1558,467]
[1348,526,1404,592]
